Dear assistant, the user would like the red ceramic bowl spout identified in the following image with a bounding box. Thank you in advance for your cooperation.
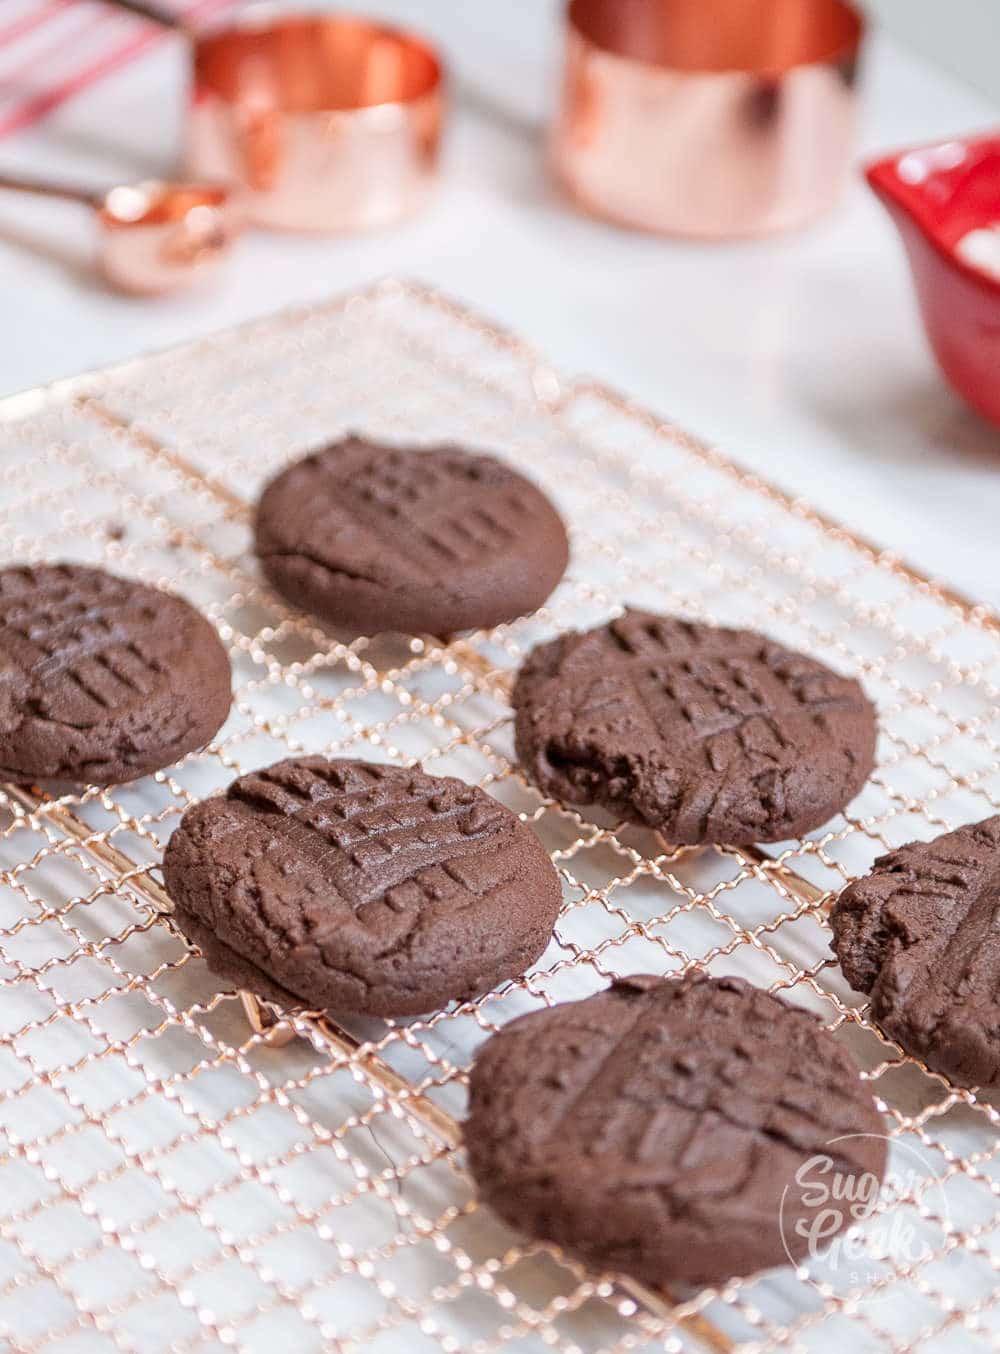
[866,133,1000,428]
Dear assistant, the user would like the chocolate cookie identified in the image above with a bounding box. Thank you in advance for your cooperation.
[466,974,887,1287]
[831,816,1000,1088]
[513,610,877,844]
[0,563,231,787]
[162,757,563,1016]
[254,436,569,636]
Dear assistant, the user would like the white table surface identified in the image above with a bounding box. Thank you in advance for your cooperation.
[1,1,998,605]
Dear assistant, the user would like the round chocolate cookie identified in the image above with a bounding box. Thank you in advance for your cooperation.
[465,974,887,1287]
[0,563,231,787]
[254,436,569,636]
[162,757,563,1016]
[513,610,877,844]
[831,816,1000,1089]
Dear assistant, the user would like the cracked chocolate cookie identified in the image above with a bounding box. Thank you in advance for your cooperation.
[466,974,887,1287]
[162,757,563,1016]
[0,562,231,787]
[254,436,569,636]
[513,610,877,844]
[831,816,1000,1088]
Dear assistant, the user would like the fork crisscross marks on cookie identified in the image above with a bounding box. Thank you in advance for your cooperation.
[831,816,1000,1089]
[341,445,524,570]
[0,563,232,787]
[465,974,887,1288]
[513,609,877,844]
[254,436,569,636]
[162,757,563,1016]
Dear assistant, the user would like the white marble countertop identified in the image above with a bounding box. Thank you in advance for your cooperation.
[1,1,998,603]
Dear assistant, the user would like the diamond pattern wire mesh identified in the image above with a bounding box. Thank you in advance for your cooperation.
[1,279,999,1354]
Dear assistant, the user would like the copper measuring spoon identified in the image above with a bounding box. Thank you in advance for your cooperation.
[104,0,445,232]
[0,172,240,294]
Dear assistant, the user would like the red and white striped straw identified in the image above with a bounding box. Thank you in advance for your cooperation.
[0,0,236,140]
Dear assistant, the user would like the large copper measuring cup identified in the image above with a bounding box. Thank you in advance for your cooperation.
[552,0,865,237]
[106,0,445,232]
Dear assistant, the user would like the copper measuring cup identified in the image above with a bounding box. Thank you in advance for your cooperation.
[552,0,865,238]
[106,0,445,232]
[0,172,239,293]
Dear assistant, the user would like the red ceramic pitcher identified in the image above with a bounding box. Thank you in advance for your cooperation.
[866,133,1000,428]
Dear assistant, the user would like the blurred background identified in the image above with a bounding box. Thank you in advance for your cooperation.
[868,0,995,99]
[0,0,997,602]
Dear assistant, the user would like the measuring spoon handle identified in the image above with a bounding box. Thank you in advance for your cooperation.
[99,0,187,30]
[0,173,103,209]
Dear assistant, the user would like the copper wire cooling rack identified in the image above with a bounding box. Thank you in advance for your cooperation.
[1,279,999,1354]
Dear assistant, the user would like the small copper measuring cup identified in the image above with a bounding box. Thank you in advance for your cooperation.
[107,0,445,232]
[552,0,865,238]
[0,172,239,293]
